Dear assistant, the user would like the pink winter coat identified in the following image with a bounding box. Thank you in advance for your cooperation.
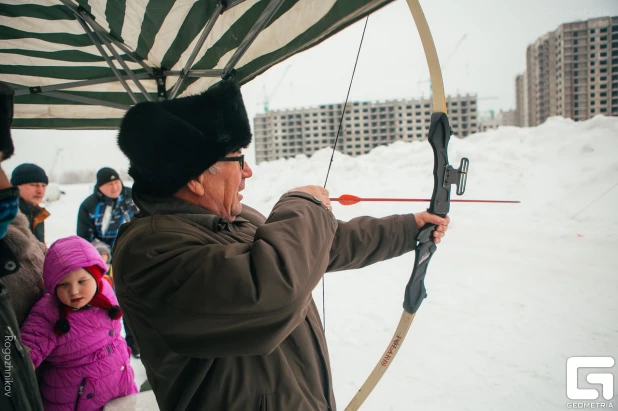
[20,236,138,411]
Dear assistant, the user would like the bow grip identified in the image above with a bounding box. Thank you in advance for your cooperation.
[403,223,436,313]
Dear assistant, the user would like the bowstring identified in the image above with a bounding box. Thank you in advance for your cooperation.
[321,16,369,332]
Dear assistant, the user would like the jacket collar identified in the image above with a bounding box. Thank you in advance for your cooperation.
[18,197,43,217]
[133,191,248,232]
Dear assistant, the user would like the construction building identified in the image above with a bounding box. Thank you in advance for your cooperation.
[516,16,618,126]
[254,94,477,164]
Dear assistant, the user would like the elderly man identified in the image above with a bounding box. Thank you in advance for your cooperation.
[10,163,49,243]
[113,80,449,411]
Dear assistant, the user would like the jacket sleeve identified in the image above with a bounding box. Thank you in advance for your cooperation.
[327,213,419,272]
[114,193,337,358]
[20,299,57,368]
[76,200,94,242]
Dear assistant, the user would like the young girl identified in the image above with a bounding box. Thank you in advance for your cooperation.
[20,235,138,410]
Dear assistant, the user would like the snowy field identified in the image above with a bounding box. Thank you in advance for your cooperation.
[23,115,618,410]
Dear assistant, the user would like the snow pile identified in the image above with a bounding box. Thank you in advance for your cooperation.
[38,115,618,410]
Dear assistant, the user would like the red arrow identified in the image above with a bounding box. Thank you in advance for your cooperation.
[330,194,520,206]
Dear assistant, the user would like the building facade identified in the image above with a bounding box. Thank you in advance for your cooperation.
[254,95,477,164]
[516,16,618,126]
[477,109,518,132]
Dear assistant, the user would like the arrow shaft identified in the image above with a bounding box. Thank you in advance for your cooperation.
[330,197,519,204]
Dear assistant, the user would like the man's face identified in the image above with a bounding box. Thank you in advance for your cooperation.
[99,180,122,199]
[18,182,46,206]
[203,151,253,222]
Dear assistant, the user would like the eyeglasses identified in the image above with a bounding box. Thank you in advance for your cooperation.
[219,155,244,169]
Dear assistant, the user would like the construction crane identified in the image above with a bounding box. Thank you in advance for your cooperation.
[260,64,292,112]
[418,33,467,95]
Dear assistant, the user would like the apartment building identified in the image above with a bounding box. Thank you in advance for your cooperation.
[516,16,618,126]
[477,109,518,132]
[254,95,477,164]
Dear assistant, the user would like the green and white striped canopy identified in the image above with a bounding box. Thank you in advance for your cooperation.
[0,0,393,129]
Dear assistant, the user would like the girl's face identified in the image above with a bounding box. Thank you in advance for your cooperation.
[56,268,97,309]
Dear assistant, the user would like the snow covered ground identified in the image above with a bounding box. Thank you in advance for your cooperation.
[31,116,618,410]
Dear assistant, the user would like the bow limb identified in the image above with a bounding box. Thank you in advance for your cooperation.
[344,1,449,409]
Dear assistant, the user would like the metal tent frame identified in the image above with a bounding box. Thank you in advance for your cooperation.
[12,0,286,111]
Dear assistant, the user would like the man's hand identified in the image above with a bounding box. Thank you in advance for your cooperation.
[288,185,332,211]
[414,212,450,244]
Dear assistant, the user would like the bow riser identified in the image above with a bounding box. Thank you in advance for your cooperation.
[427,112,452,217]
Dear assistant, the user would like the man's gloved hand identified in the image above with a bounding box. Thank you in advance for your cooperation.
[0,82,15,161]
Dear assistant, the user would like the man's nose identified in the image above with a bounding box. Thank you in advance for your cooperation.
[243,162,253,178]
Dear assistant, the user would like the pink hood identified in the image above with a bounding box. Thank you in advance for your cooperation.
[43,235,108,293]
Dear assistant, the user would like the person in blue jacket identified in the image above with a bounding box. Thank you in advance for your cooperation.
[76,167,140,357]
[77,167,137,247]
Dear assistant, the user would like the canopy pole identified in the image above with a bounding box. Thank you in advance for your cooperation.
[12,73,152,97]
[222,0,287,79]
[183,69,225,77]
[169,2,226,99]
[93,30,154,102]
[58,0,154,76]
[43,91,130,110]
[74,17,139,104]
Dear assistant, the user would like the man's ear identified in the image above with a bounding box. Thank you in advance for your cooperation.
[186,177,205,197]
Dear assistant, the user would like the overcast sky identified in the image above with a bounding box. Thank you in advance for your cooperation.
[240,0,618,123]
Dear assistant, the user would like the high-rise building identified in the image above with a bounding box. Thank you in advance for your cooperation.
[515,74,526,127]
[254,94,477,164]
[517,16,618,126]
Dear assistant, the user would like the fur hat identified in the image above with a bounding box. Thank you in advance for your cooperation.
[117,79,252,197]
[0,82,15,160]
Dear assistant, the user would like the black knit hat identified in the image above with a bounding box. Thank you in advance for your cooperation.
[0,82,15,160]
[10,163,48,186]
[117,79,252,197]
[96,167,121,188]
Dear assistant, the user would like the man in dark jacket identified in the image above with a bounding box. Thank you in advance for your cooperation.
[76,166,139,357]
[0,82,44,411]
[77,167,137,247]
[113,80,450,411]
[10,163,49,243]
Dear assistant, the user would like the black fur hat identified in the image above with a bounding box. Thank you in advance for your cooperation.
[117,79,252,197]
[0,82,15,160]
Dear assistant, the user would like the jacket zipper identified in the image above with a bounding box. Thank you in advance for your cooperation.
[74,378,85,411]
[306,315,333,411]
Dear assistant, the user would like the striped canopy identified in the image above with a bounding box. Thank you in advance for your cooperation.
[0,0,393,129]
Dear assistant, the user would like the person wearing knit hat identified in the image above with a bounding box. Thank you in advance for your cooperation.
[11,163,50,243]
[76,166,136,248]
[76,166,138,357]
[20,236,138,410]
